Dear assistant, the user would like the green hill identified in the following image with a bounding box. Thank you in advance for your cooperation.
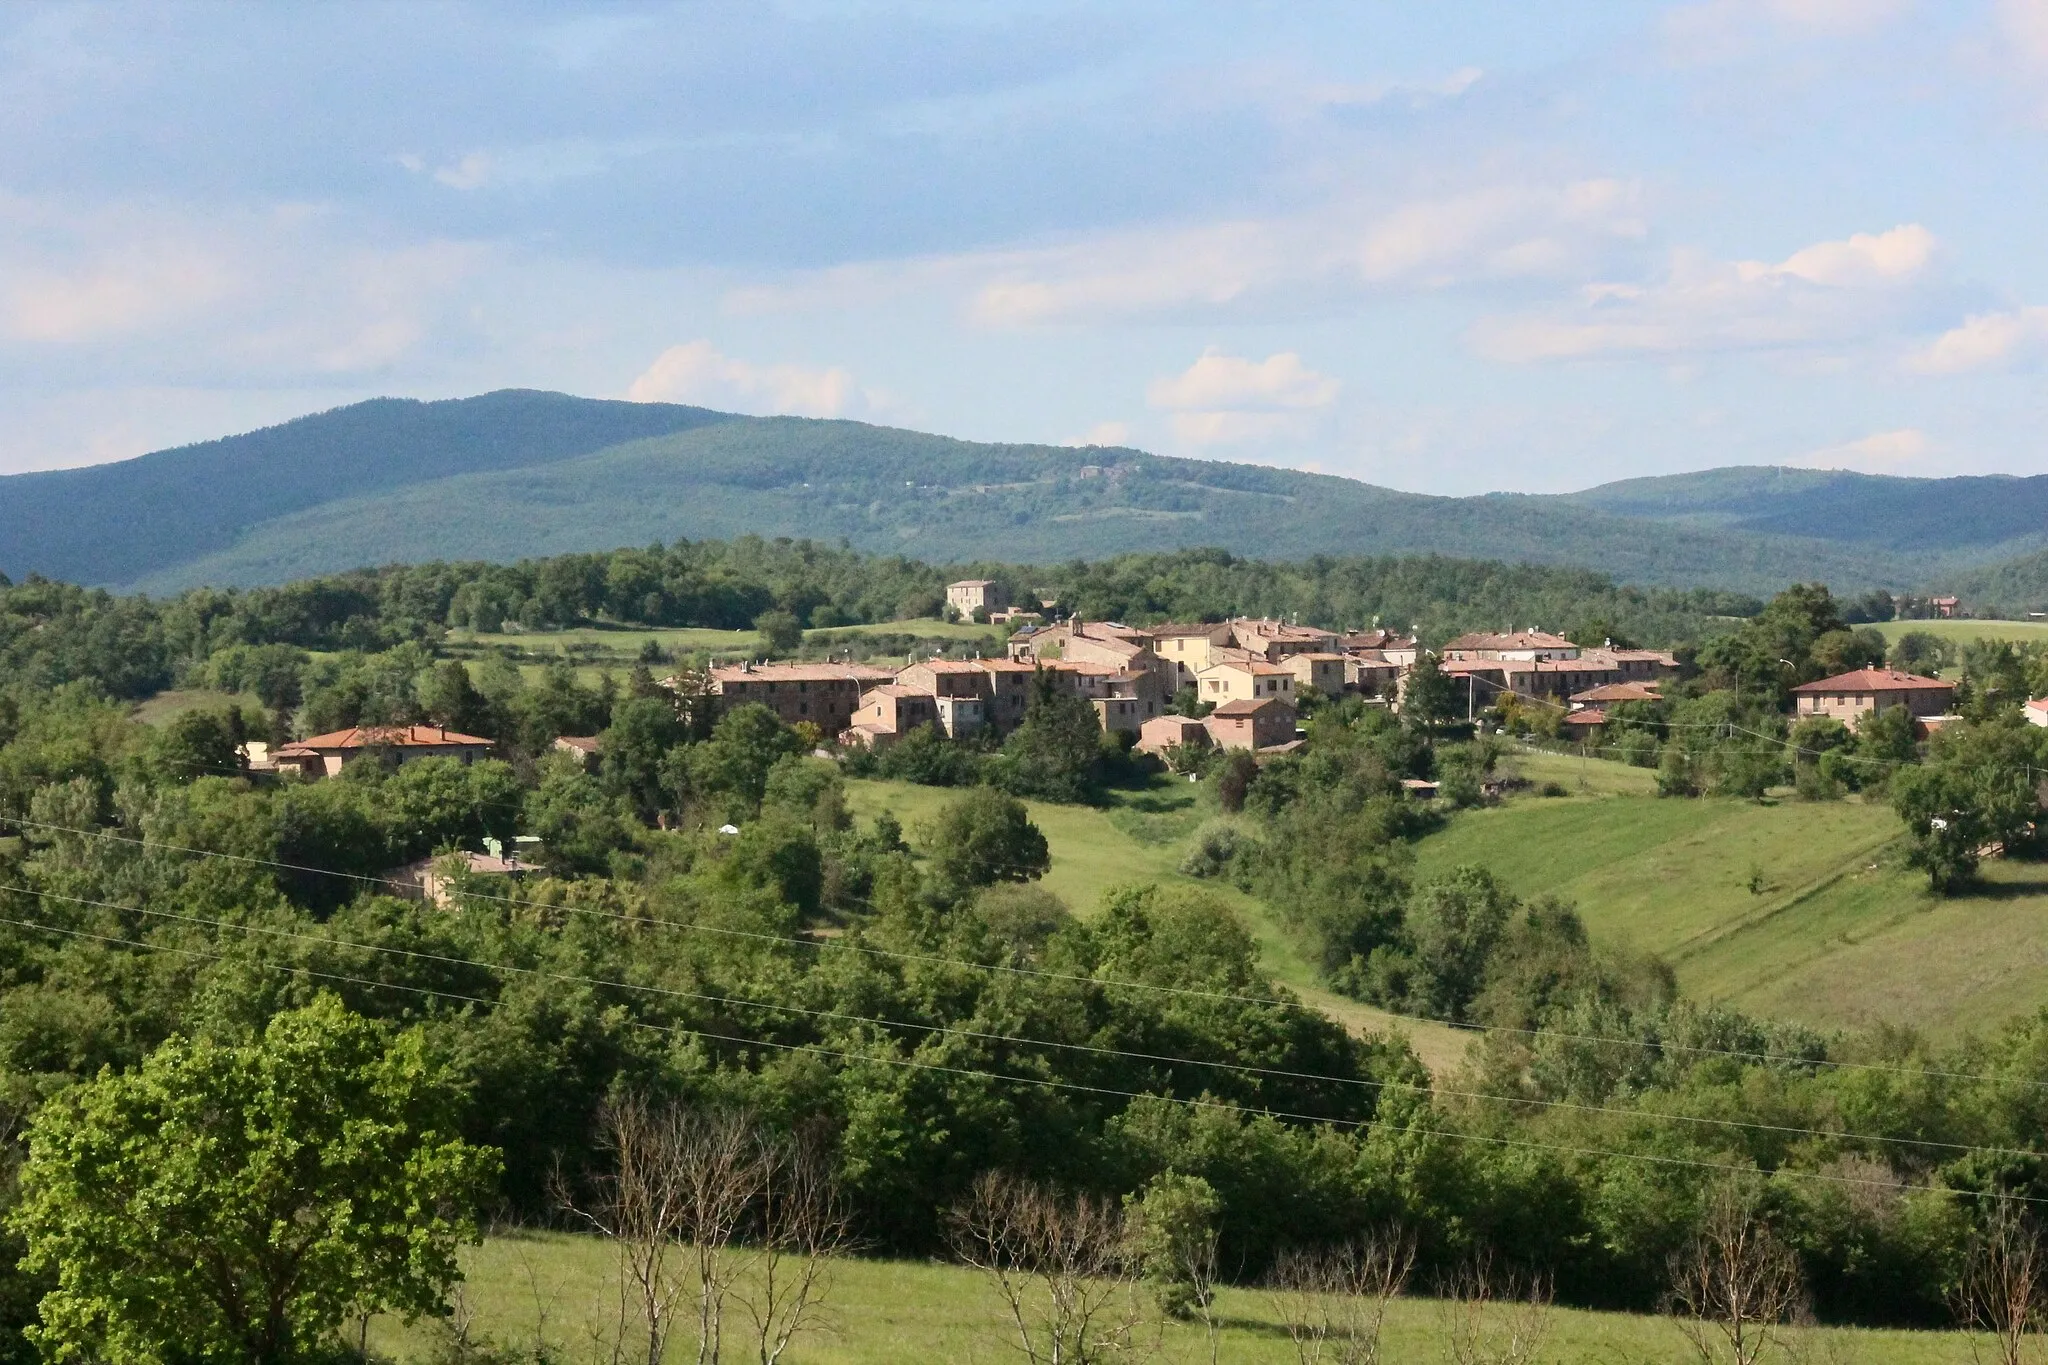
[6,388,2045,597]
[1418,751,2047,1040]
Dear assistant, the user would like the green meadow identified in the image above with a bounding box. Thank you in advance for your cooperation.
[1874,617,2048,647]
[367,1230,1983,1364]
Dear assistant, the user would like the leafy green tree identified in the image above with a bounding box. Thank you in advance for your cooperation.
[9,997,498,1365]
[1404,865,1516,1021]
[677,702,805,820]
[524,754,640,874]
[377,756,524,862]
[141,707,245,785]
[1892,721,2045,892]
[600,694,686,823]
[1887,631,1950,676]
[418,660,492,737]
[1128,1172,1222,1321]
[917,787,1050,894]
[993,671,1104,803]
[874,723,984,786]
[1402,651,1457,731]
[754,609,805,655]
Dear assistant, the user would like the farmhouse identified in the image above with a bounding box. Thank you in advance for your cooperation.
[1790,669,1954,726]
[274,724,495,778]
[1195,657,1296,705]
[843,685,940,749]
[707,661,895,733]
[946,579,1008,618]
[1284,652,1349,696]
[1441,629,1579,663]
[1136,714,1211,755]
[1205,696,1298,751]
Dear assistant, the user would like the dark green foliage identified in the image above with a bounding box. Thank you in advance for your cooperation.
[871,723,984,786]
[916,788,1050,894]
[753,608,805,655]
[1402,651,1458,731]
[1888,630,1952,675]
[1892,719,2047,892]
[991,672,1106,803]
[600,695,686,822]
[675,702,807,821]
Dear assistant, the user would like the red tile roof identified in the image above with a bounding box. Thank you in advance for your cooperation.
[711,663,895,684]
[280,724,493,753]
[1211,697,1294,716]
[1790,669,1952,695]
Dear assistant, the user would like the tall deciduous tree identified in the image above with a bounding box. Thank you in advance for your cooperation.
[9,996,499,1365]
[918,787,1050,895]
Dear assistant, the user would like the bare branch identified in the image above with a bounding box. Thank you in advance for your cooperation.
[1951,1201,2045,1365]
[1667,1180,1807,1365]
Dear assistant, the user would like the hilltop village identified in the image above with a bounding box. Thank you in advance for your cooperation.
[687,577,1688,758]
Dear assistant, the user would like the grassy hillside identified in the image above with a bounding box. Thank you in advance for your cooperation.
[1874,619,2048,648]
[365,1230,1980,1363]
[1419,753,2048,1039]
[842,776,1474,1075]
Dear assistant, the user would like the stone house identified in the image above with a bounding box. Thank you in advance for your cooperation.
[1196,656,1296,706]
[708,662,895,733]
[1790,669,1954,727]
[946,579,1009,618]
[274,724,495,778]
[1204,697,1298,751]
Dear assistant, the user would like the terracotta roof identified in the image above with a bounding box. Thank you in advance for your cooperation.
[1290,652,1349,662]
[1043,659,1127,676]
[1444,630,1576,651]
[2027,698,2048,715]
[1148,622,1228,638]
[1211,697,1294,716]
[903,659,994,674]
[711,663,894,684]
[1790,669,1952,695]
[279,724,494,754]
[1561,708,1608,726]
[862,684,937,700]
[948,579,997,588]
[976,658,1037,673]
[553,735,602,754]
[1570,682,1661,704]
[1203,658,1294,676]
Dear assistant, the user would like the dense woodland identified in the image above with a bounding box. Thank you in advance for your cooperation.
[6,543,2048,1361]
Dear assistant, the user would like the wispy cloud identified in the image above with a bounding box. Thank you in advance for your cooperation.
[1787,427,1932,473]
[626,340,886,419]
[1469,224,1937,362]
[1909,305,2048,373]
[1146,348,1338,448]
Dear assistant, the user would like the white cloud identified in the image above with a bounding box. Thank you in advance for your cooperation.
[1147,349,1339,411]
[1,242,234,343]
[626,340,880,418]
[965,181,1642,327]
[1766,224,1934,286]
[433,152,494,191]
[1470,224,1937,363]
[731,180,1645,330]
[1787,428,1931,474]
[1064,421,1132,448]
[2001,0,2048,69]
[1145,349,1338,449]
[1909,305,2048,373]
[1664,0,1911,60]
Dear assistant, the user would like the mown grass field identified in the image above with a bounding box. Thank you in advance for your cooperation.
[366,1231,1984,1364]
[1874,618,2048,647]
[1425,749,2048,1040]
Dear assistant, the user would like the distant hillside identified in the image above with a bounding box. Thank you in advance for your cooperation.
[1,389,2036,596]
[1555,466,2048,560]
[0,391,732,587]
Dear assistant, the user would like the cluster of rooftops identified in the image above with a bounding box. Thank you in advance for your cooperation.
[247,615,1965,782]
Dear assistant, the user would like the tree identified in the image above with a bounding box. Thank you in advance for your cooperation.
[419,660,493,737]
[1402,651,1457,731]
[10,996,498,1365]
[947,1172,1144,1365]
[603,694,688,823]
[754,610,805,656]
[1951,1202,2045,1365]
[1666,1180,1805,1365]
[1892,720,2044,892]
[918,787,1050,894]
[1127,1173,1220,1340]
[994,671,1104,803]
[680,703,806,821]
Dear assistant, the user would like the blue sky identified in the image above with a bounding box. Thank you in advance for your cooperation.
[2,1,2046,492]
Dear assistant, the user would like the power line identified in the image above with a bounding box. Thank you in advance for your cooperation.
[9,880,2029,1163]
[3,905,2042,1210]
[12,814,2047,1094]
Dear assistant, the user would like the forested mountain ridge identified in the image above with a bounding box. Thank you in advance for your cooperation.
[2,388,2040,597]
[0,391,732,588]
